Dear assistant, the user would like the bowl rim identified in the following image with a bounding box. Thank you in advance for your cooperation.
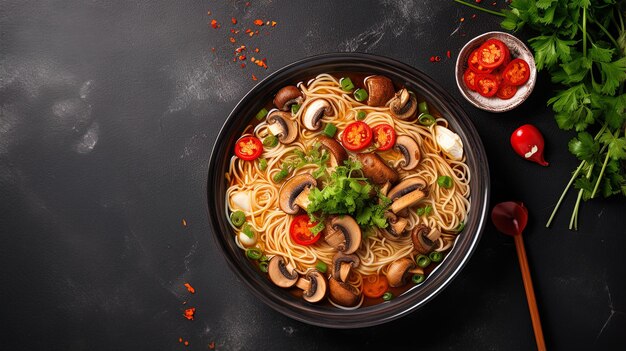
[455,31,537,113]
[206,52,490,328]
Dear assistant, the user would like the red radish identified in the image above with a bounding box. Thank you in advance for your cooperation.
[510,124,549,166]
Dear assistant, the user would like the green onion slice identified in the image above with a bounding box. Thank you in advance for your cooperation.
[246,248,262,260]
[429,251,443,263]
[230,211,246,227]
[354,88,368,102]
[382,292,394,301]
[418,113,435,126]
[416,254,431,268]
[437,175,453,189]
[412,274,425,284]
[340,77,355,91]
[315,260,328,273]
[256,108,269,120]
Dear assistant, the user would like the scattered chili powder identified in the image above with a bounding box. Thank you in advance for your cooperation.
[229,37,236,43]
[241,63,246,68]
[207,10,211,15]
[183,307,196,320]
[254,48,259,53]
[472,14,477,19]
[429,55,442,62]
[184,341,189,346]
[245,1,250,6]
[271,21,277,27]
[446,50,451,59]
[182,219,187,227]
[475,0,481,2]
[460,17,465,22]
[210,19,218,29]
[231,17,237,25]
[252,74,258,81]
[184,283,195,294]
[179,338,183,343]
[253,19,264,26]
[209,341,215,349]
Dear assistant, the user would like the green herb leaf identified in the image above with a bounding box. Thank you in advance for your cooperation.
[568,132,600,162]
[528,35,576,70]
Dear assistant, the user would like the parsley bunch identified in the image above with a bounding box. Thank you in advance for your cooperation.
[457,0,626,229]
[306,159,391,234]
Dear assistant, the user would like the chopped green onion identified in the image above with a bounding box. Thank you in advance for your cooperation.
[416,205,432,216]
[354,88,368,102]
[340,77,355,91]
[259,261,269,273]
[259,255,269,262]
[356,111,367,120]
[323,124,337,138]
[429,251,443,263]
[416,254,431,268]
[309,220,325,235]
[418,101,429,114]
[315,260,328,273]
[273,167,289,182]
[258,158,268,171]
[241,223,255,238]
[437,175,453,189]
[418,113,435,126]
[230,211,246,227]
[453,221,466,234]
[263,135,278,148]
[256,108,269,120]
[382,292,394,301]
[412,274,425,284]
[246,248,263,260]
[291,104,301,115]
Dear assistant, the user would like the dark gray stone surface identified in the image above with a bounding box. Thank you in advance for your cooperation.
[1,0,624,349]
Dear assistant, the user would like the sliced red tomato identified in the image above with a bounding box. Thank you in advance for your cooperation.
[475,74,500,97]
[463,69,477,91]
[496,84,518,100]
[372,124,396,151]
[234,136,263,161]
[289,215,320,246]
[362,275,389,298]
[477,39,510,69]
[468,49,494,74]
[341,121,373,151]
[502,58,531,86]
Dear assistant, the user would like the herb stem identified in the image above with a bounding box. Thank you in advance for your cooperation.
[591,16,620,49]
[546,160,585,228]
[570,164,595,230]
[591,150,611,198]
[583,8,587,57]
[453,0,506,17]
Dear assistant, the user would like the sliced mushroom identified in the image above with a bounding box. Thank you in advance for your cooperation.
[328,278,362,307]
[323,215,362,254]
[318,136,348,167]
[278,174,317,214]
[273,85,303,111]
[302,99,332,130]
[387,177,427,201]
[379,181,392,197]
[382,211,409,240]
[295,270,327,303]
[266,111,297,144]
[332,252,360,282]
[411,225,442,254]
[364,75,395,107]
[268,256,299,288]
[389,88,418,120]
[390,188,428,214]
[356,153,399,185]
[394,136,421,170]
[386,257,424,288]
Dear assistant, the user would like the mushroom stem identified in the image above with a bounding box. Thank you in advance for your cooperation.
[339,262,352,282]
[408,267,424,275]
[293,187,312,211]
[427,228,442,242]
[295,277,311,291]
[390,189,427,213]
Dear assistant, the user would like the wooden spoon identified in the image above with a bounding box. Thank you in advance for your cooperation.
[491,201,546,351]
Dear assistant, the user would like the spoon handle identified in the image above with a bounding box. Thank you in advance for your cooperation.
[514,235,547,351]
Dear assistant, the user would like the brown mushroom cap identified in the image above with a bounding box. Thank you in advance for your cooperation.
[394,136,421,170]
[278,174,317,214]
[332,252,360,282]
[273,85,303,111]
[411,225,442,254]
[387,177,427,201]
[267,110,297,144]
[323,216,362,254]
[364,75,395,107]
[328,278,362,307]
[356,153,399,185]
[318,136,347,167]
[389,89,418,120]
[386,257,423,288]
[295,270,327,303]
[268,256,299,288]
[302,99,332,130]
[382,211,409,240]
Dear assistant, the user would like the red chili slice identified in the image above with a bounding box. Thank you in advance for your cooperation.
[341,121,373,151]
[463,69,478,91]
[372,124,397,151]
[468,49,494,74]
[496,84,518,100]
[477,39,510,69]
[289,214,320,246]
[475,74,500,97]
[502,58,531,86]
[234,136,263,161]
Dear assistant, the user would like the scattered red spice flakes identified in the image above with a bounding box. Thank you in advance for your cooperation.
[460,17,465,22]
[184,283,195,294]
[245,2,250,6]
[271,21,277,27]
[182,218,187,227]
[209,341,216,349]
[446,50,451,59]
[429,55,442,62]
[491,1,496,5]
[231,17,237,25]
[253,19,264,26]
[210,19,219,29]
[229,37,236,43]
[252,74,258,81]
[235,45,246,53]
[184,341,189,346]
[241,63,246,68]
[207,10,211,15]
[254,48,259,53]
[183,307,196,320]
[475,0,481,2]
[179,338,183,343]
[239,55,246,60]
[471,14,477,19]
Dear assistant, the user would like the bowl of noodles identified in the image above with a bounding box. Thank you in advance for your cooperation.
[207,53,489,328]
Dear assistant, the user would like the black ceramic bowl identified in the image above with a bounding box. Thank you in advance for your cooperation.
[207,53,490,328]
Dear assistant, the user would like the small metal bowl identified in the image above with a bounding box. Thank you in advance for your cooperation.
[455,31,537,113]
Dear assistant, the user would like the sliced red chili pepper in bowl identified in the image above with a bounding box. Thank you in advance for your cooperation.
[496,84,518,99]
[463,69,478,91]
[468,49,494,74]
[362,275,389,298]
[372,124,396,151]
[289,214,320,246]
[234,136,263,161]
[503,58,531,86]
[477,39,510,69]
[475,74,500,97]
[341,121,373,151]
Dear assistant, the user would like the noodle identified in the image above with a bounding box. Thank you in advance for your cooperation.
[226,73,470,291]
